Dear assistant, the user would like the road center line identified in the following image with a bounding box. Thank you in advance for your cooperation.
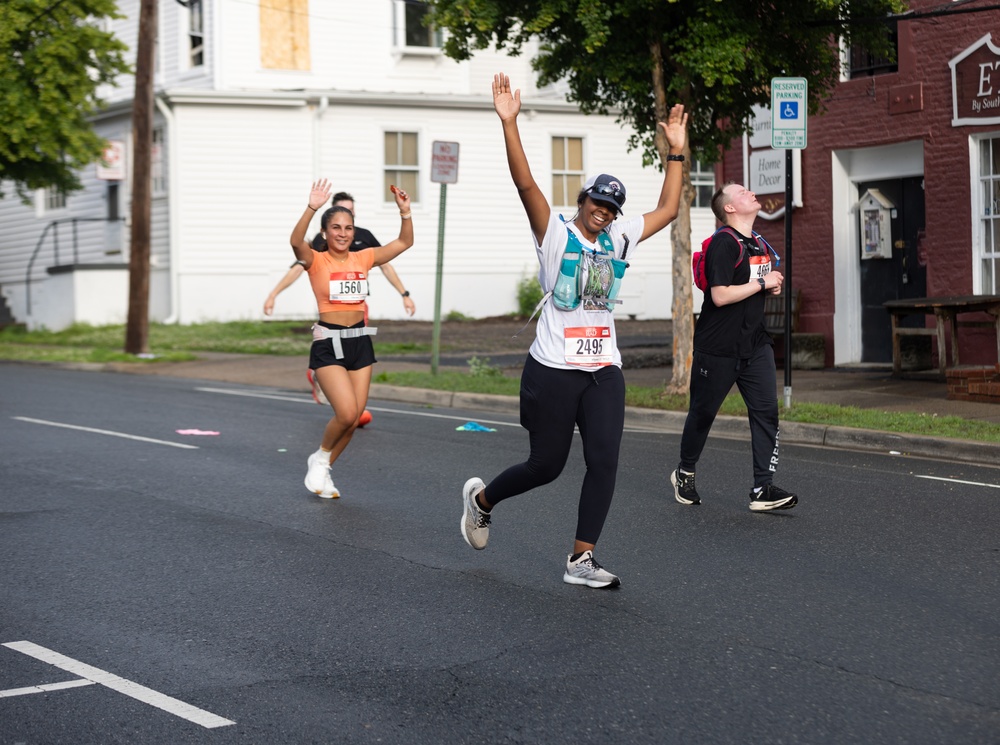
[0,678,96,698]
[914,474,1000,489]
[11,417,199,450]
[2,641,234,728]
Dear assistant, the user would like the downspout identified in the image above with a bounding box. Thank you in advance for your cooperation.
[314,95,328,178]
[155,94,181,323]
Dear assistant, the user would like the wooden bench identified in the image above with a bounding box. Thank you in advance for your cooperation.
[764,288,801,338]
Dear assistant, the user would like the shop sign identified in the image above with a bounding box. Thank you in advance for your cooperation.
[950,33,1000,126]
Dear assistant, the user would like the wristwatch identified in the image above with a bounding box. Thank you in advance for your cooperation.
[757,278,766,292]
[401,290,410,297]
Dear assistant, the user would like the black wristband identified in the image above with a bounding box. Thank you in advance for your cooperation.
[666,154,685,162]
[757,278,766,292]
[401,290,410,297]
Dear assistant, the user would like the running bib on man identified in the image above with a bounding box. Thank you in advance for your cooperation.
[748,256,771,280]
[329,272,369,304]
[564,326,612,367]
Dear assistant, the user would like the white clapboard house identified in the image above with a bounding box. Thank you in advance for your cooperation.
[0,0,716,330]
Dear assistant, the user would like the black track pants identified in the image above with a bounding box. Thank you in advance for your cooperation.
[485,354,626,545]
[679,344,780,487]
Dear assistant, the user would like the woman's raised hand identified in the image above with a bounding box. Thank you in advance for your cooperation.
[309,179,332,211]
[492,73,520,121]
[390,184,411,213]
[657,103,689,152]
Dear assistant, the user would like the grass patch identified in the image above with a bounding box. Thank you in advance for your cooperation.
[372,371,1000,443]
[0,342,195,364]
[0,321,432,357]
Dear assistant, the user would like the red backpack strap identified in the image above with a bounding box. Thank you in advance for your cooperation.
[716,226,745,267]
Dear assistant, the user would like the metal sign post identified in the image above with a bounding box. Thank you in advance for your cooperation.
[771,78,807,408]
[430,141,459,375]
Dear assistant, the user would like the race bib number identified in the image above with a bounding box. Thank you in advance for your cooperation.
[749,256,771,280]
[564,326,612,367]
[329,272,369,304]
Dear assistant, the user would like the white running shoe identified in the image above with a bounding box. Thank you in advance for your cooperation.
[304,450,339,498]
[460,477,490,550]
[306,369,328,406]
[563,550,620,589]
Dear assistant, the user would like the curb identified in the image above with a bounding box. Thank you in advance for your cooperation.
[369,383,999,464]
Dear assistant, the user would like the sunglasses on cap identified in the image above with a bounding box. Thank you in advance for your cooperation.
[589,183,625,208]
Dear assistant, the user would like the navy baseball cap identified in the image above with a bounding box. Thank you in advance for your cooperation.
[583,174,626,214]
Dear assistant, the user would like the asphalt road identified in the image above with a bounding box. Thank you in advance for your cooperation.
[2,363,999,744]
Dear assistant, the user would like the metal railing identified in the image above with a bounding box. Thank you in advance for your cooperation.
[25,217,125,314]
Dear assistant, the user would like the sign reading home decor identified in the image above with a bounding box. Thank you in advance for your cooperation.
[950,33,1000,126]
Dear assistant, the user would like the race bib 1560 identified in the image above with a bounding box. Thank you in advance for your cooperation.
[329,272,369,304]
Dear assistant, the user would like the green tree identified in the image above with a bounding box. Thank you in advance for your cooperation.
[427,0,904,391]
[0,0,129,201]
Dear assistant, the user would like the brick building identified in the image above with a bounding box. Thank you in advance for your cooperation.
[717,1,1000,369]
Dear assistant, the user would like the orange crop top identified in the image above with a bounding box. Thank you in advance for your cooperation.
[306,248,376,314]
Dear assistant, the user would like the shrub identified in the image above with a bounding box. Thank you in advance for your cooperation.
[516,275,543,317]
[467,355,503,378]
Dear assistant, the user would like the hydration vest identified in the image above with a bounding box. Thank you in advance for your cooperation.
[552,220,628,311]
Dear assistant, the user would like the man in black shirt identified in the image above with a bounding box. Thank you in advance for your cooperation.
[671,183,798,512]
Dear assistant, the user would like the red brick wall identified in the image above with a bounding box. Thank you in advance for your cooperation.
[717,1,1000,367]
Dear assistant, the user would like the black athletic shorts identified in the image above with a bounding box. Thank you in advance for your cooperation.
[308,320,377,371]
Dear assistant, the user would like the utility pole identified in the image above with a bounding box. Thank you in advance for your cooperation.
[125,0,157,354]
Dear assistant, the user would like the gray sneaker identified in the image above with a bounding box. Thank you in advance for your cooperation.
[563,550,621,589]
[460,477,490,549]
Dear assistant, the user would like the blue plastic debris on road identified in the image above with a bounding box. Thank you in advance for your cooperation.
[456,421,497,432]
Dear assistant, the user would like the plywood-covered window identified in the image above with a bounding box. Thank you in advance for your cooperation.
[261,0,310,71]
[552,136,584,208]
[384,132,419,203]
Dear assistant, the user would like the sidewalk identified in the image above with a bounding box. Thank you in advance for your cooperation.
[98,348,1000,465]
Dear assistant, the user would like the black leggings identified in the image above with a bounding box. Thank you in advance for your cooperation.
[679,344,779,487]
[485,354,626,545]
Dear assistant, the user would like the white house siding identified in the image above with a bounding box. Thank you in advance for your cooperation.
[0,107,172,328]
[0,0,718,329]
[167,98,314,323]
[160,90,699,323]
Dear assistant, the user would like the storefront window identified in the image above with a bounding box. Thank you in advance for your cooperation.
[974,137,1000,295]
[978,137,1000,294]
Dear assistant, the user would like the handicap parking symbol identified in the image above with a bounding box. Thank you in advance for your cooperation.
[780,101,799,119]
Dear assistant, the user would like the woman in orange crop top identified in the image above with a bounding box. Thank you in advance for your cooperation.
[289,178,413,499]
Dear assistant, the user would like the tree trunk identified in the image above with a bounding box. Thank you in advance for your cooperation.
[125,0,157,355]
[649,39,694,395]
[667,168,694,394]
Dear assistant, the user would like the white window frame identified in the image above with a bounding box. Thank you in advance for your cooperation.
[179,0,205,71]
[391,0,443,56]
[551,135,585,210]
[35,188,67,217]
[690,159,715,210]
[151,127,166,197]
[973,133,1000,294]
[384,130,420,204]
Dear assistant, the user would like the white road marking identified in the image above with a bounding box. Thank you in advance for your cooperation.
[11,417,199,450]
[3,641,233,728]
[0,678,96,697]
[195,386,522,428]
[914,474,1000,489]
[194,387,314,405]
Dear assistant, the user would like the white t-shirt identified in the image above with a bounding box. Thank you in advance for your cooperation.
[529,210,646,370]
